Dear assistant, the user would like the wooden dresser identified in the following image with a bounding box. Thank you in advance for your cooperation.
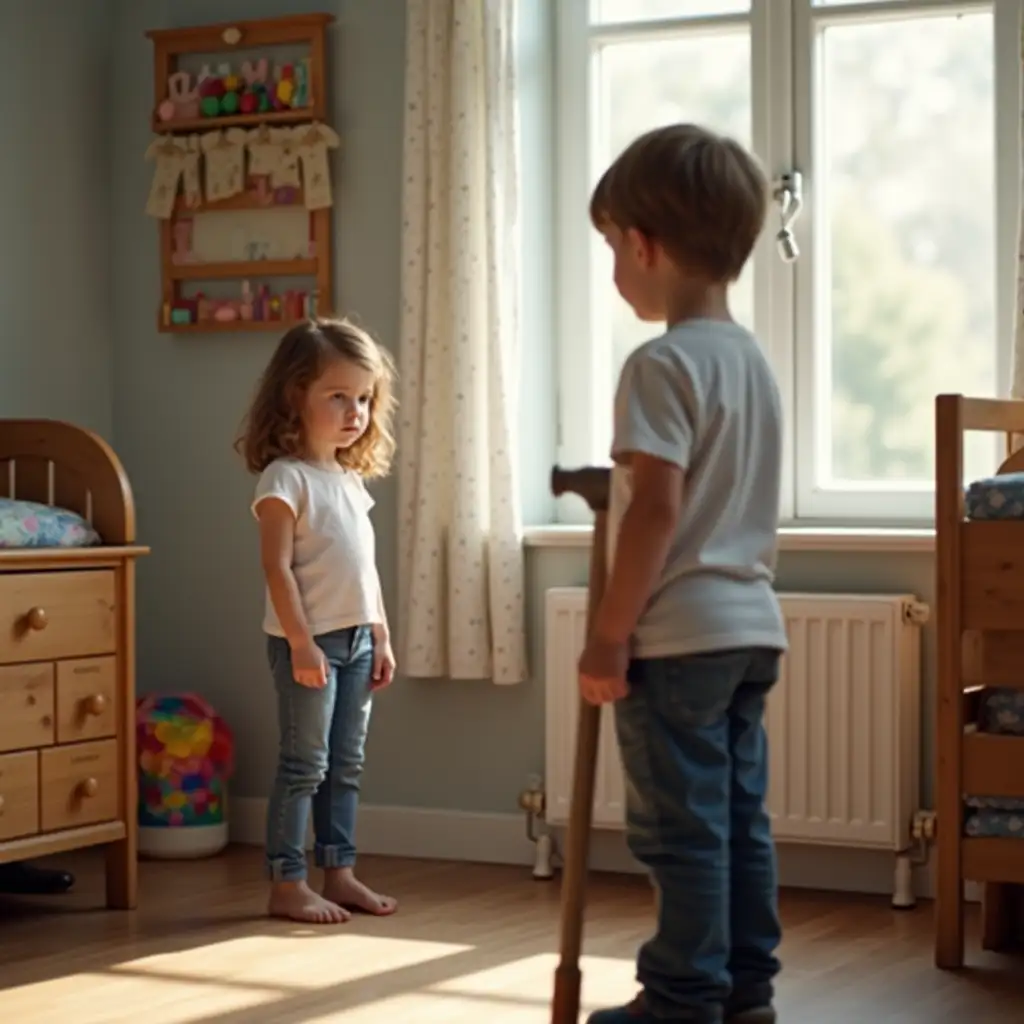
[0,420,148,909]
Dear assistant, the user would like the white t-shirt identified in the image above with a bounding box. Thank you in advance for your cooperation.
[608,319,788,659]
[252,458,380,638]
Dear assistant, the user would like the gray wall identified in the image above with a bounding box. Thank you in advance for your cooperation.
[0,1,114,436]
[2,1,938,819]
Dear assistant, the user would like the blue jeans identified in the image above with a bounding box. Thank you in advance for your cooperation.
[615,647,783,1022]
[265,626,375,882]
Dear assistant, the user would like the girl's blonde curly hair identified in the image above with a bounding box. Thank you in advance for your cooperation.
[235,317,397,478]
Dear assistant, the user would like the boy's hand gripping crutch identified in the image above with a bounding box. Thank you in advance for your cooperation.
[549,465,612,1024]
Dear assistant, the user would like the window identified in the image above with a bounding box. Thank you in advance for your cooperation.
[553,0,1018,525]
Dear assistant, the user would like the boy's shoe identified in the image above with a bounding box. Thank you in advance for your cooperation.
[586,993,668,1022]
[587,992,777,1024]
[726,1008,777,1024]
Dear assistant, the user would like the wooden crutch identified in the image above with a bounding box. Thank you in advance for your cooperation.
[550,464,612,1024]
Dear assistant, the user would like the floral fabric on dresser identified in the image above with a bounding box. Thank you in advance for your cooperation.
[0,498,101,548]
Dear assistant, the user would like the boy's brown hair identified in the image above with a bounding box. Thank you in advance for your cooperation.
[589,123,769,283]
[235,317,397,478]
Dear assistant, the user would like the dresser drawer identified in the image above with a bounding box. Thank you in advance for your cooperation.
[41,739,118,832]
[0,662,54,753]
[56,657,117,744]
[0,750,40,840]
[0,570,116,665]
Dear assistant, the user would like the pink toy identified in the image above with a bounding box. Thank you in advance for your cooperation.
[166,72,199,120]
[240,281,254,320]
[214,303,238,322]
[242,58,269,87]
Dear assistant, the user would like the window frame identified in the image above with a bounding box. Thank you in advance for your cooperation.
[552,0,1019,528]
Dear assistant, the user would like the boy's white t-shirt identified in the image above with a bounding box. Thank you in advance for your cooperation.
[252,457,380,638]
[608,319,788,659]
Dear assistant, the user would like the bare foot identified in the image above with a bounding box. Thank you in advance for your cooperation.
[269,880,352,924]
[322,867,398,916]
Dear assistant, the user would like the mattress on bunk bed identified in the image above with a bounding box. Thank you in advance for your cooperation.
[965,470,1024,520]
[964,680,1024,837]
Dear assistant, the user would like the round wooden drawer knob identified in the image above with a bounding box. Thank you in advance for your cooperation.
[78,778,99,799]
[84,694,107,716]
[25,607,48,631]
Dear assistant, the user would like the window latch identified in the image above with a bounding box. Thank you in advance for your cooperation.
[773,171,803,263]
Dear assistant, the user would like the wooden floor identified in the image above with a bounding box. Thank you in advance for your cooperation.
[0,846,1021,1023]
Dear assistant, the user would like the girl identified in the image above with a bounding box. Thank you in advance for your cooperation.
[236,317,398,925]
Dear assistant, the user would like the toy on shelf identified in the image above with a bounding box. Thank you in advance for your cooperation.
[155,54,315,127]
[136,693,235,859]
[162,279,319,331]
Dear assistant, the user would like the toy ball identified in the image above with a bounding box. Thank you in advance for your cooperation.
[136,692,235,859]
[157,99,176,122]
[239,91,258,115]
[258,91,272,113]
[200,96,221,118]
[200,76,226,100]
[220,91,240,116]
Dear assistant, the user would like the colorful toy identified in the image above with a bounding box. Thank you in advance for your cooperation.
[137,693,234,859]
[294,58,311,109]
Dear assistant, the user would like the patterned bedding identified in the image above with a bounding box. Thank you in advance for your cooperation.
[965,471,1024,520]
[965,688,1024,838]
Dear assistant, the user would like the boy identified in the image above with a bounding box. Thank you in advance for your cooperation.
[578,124,787,1024]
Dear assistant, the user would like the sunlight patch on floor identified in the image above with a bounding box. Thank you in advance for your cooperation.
[299,953,638,1022]
[7,935,474,1024]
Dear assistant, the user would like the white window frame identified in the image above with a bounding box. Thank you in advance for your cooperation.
[553,0,1019,528]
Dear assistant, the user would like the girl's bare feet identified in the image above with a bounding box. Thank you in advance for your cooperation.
[269,880,352,924]
[322,867,398,916]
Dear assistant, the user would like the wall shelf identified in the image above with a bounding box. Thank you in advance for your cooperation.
[170,259,317,281]
[151,109,315,135]
[159,318,302,335]
[147,13,335,334]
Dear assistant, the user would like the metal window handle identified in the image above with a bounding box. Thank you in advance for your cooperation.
[774,171,803,263]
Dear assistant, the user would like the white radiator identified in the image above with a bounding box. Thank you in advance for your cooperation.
[543,588,926,852]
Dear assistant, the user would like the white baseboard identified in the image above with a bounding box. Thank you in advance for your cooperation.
[230,798,962,902]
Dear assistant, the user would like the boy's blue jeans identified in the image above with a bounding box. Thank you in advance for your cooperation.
[265,626,374,882]
[614,647,782,1022]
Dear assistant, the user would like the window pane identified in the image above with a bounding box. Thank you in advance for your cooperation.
[592,0,748,24]
[818,12,995,485]
[595,32,753,379]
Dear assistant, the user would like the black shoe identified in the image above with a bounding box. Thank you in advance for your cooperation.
[0,862,76,895]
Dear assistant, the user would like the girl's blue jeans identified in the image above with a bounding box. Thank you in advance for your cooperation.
[265,625,374,882]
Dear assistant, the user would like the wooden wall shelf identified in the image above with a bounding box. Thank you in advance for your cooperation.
[170,259,317,282]
[160,319,302,335]
[147,13,335,334]
[151,109,316,135]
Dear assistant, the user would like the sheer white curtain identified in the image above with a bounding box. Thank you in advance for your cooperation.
[396,0,526,684]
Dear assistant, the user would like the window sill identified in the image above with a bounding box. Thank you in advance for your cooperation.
[523,524,935,554]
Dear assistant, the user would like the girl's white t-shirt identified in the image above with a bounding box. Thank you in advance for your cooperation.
[252,457,379,638]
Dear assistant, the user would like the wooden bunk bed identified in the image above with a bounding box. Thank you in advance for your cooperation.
[935,394,1024,968]
[0,420,148,908]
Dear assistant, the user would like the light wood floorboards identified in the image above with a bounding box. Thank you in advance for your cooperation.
[0,846,1021,1022]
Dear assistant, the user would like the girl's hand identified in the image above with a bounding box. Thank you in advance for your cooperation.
[372,629,396,690]
[292,641,329,688]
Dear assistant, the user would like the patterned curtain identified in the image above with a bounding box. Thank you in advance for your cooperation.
[396,0,527,684]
